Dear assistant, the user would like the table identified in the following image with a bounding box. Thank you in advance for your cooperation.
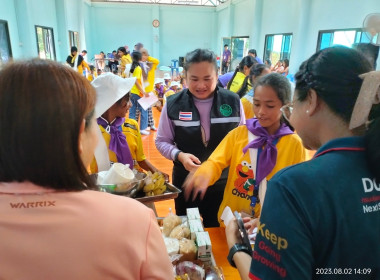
[206,227,241,279]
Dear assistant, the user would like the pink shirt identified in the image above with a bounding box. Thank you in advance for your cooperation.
[0,182,173,280]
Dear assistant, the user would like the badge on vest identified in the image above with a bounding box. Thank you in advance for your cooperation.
[220,104,232,117]
[179,111,192,121]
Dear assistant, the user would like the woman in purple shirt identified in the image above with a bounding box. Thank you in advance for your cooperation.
[155,49,245,227]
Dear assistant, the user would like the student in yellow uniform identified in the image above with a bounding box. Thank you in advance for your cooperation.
[184,73,306,223]
[241,64,271,119]
[128,51,150,134]
[117,46,132,78]
[141,48,159,92]
[163,72,171,91]
[66,46,90,76]
[227,56,257,97]
[163,81,180,105]
[87,65,97,82]
[141,48,159,131]
[89,73,168,180]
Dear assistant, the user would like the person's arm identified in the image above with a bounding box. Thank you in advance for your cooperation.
[155,103,201,172]
[66,55,72,66]
[120,56,126,70]
[141,210,175,279]
[137,159,169,181]
[130,121,169,181]
[276,66,285,73]
[225,219,252,280]
[133,67,148,97]
[183,128,236,200]
[82,60,91,72]
[239,100,246,125]
[155,104,178,160]
[284,67,289,76]
[148,56,159,67]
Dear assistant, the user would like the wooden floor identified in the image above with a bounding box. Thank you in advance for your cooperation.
[142,107,176,218]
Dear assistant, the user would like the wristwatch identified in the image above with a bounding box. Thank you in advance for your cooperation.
[227,243,251,268]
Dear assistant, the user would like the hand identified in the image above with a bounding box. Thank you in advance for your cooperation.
[245,217,259,235]
[183,171,210,201]
[225,218,243,250]
[177,152,201,173]
[143,92,149,98]
[159,171,170,182]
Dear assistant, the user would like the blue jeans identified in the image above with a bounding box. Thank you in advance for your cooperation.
[129,93,148,130]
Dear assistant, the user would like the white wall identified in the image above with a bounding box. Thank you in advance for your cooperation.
[214,0,380,73]
[88,2,217,66]
[13,0,59,59]
[0,0,20,58]
[232,0,253,37]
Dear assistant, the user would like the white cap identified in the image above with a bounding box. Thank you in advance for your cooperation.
[163,73,171,80]
[170,81,180,88]
[92,73,136,118]
[154,78,164,85]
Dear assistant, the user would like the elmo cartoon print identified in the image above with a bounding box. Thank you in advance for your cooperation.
[234,161,255,194]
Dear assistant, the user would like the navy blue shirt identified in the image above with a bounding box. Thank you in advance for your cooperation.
[250,137,380,280]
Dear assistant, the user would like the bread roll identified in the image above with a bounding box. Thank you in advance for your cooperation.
[170,225,191,240]
[163,214,182,236]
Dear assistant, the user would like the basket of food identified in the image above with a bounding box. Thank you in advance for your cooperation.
[158,208,224,280]
[94,165,181,202]
[134,171,181,203]
[95,163,135,193]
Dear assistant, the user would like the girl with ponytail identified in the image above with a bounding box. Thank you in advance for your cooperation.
[241,64,271,119]
[227,56,257,97]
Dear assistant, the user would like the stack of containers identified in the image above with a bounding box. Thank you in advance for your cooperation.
[186,207,212,263]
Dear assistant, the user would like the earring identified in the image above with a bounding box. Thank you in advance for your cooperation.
[306,110,309,114]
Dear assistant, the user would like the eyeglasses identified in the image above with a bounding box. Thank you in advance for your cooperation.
[280,103,294,122]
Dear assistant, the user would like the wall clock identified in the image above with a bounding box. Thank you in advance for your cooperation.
[152,19,160,28]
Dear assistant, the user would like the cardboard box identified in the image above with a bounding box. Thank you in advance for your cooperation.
[188,219,204,240]
[195,231,212,262]
[186,207,201,220]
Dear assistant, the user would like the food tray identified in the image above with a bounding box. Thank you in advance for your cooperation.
[133,183,181,203]
[157,216,219,270]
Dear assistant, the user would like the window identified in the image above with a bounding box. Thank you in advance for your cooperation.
[231,36,250,63]
[220,36,250,72]
[264,33,292,66]
[317,28,378,51]
[0,20,12,69]
[35,25,56,60]
[69,31,79,49]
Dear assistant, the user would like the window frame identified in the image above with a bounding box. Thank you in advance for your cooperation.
[316,28,369,51]
[263,33,293,65]
[35,25,56,61]
[69,30,79,50]
[0,19,13,67]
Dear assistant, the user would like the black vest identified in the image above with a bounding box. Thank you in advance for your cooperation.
[167,87,241,165]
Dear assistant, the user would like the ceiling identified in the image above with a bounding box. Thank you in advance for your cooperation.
[91,0,228,7]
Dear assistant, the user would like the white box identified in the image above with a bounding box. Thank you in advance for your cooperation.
[195,231,212,262]
[186,207,201,220]
[188,219,204,240]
